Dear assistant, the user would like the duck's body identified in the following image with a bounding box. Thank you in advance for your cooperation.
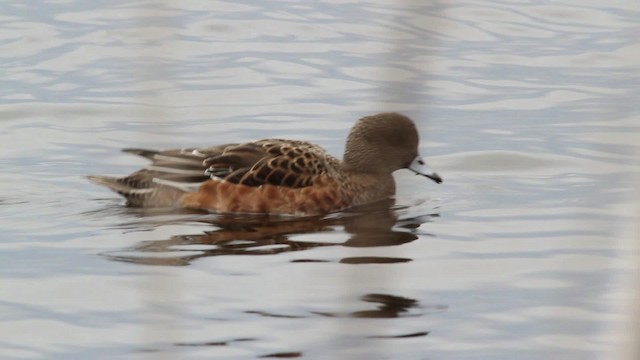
[88,113,442,216]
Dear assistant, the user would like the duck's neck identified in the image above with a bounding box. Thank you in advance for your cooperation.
[342,170,396,206]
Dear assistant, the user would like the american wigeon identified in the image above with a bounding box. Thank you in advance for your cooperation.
[88,112,442,216]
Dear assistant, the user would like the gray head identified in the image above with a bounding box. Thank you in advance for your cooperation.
[343,112,442,183]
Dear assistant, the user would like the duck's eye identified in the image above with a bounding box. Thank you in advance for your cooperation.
[418,159,424,165]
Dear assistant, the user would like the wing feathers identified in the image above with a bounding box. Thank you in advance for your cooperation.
[202,140,336,189]
[90,139,338,207]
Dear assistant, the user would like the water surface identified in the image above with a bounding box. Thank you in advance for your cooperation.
[1,1,639,359]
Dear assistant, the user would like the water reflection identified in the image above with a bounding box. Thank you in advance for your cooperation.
[103,199,438,266]
[172,292,436,357]
[315,293,424,319]
[245,293,434,320]
[258,351,303,358]
[175,337,257,347]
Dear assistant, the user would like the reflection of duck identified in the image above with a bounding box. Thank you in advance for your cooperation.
[247,293,425,319]
[176,292,436,351]
[89,113,441,216]
[340,293,421,319]
[103,201,438,266]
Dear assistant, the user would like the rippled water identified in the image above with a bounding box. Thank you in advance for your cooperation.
[1,1,639,359]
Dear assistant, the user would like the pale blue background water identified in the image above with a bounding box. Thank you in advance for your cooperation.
[1,1,639,359]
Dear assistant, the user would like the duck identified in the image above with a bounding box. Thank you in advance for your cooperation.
[88,112,442,216]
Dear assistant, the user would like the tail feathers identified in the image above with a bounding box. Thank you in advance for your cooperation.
[121,148,160,160]
[123,148,207,166]
[87,175,145,194]
[90,147,215,208]
[87,175,189,208]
